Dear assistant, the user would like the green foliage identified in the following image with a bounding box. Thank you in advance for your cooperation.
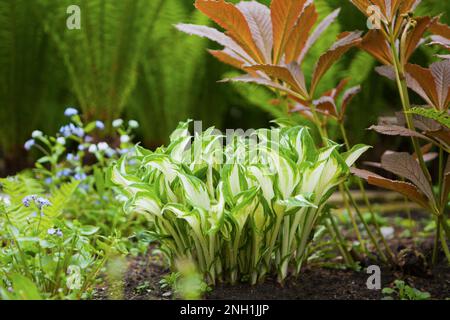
[0,174,119,299]
[382,280,431,300]
[0,0,65,159]
[110,120,369,284]
[37,0,155,124]
[408,107,450,129]
[129,0,230,146]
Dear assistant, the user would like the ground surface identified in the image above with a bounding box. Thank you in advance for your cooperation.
[95,238,450,300]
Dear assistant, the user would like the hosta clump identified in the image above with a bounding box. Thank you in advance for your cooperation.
[111,121,368,284]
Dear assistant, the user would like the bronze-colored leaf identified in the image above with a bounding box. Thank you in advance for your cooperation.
[349,0,372,17]
[195,0,265,63]
[284,2,317,64]
[360,30,393,65]
[236,1,273,63]
[310,31,362,95]
[208,49,246,71]
[425,128,450,149]
[429,19,450,39]
[369,125,430,140]
[313,96,338,118]
[297,8,341,64]
[430,60,450,110]
[341,86,361,120]
[399,0,422,15]
[429,35,450,50]
[224,74,301,99]
[246,63,308,98]
[270,0,307,63]
[405,63,440,109]
[381,151,435,203]
[351,167,431,210]
[404,16,434,62]
[175,23,254,63]
[442,156,450,205]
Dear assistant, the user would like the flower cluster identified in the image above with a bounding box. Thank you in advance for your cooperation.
[22,195,52,210]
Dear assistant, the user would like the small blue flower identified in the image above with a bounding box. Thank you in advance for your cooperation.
[120,135,131,143]
[56,137,66,145]
[56,168,72,178]
[105,148,116,158]
[44,177,53,185]
[85,135,93,143]
[96,121,105,130]
[79,184,90,191]
[47,228,56,235]
[36,197,51,209]
[24,139,35,151]
[64,107,78,117]
[32,130,43,138]
[66,153,79,162]
[112,119,123,128]
[119,148,129,155]
[56,229,63,237]
[78,144,86,151]
[97,142,109,151]
[74,172,87,181]
[128,120,139,129]
[22,195,36,207]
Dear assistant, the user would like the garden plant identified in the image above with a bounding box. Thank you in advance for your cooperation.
[0,0,449,302]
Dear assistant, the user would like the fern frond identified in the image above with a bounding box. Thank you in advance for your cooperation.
[408,107,450,129]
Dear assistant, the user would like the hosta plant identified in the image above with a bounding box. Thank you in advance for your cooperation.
[110,120,369,284]
[176,0,396,264]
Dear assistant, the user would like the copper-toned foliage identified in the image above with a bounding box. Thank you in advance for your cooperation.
[194,0,265,63]
[270,0,307,63]
[359,30,392,65]
[284,3,317,64]
[381,151,435,203]
[177,0,360,104]
[369,124,430,140]
[403,16,435,62]
[310,31,362,95]
[313,79,361,121]
[406,61,450,111]
[443,157,450,205]
[351,167,432,211]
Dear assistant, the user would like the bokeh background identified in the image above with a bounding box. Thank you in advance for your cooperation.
[1,0,449,176]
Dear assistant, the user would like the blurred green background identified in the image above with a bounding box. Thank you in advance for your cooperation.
[0,0,449,175]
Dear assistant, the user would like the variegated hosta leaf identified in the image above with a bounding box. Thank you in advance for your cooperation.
[109,120,368,284]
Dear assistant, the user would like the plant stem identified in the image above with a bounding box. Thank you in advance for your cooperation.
[432,218,441,265]
[326,214,355,266]
[388,36,431,183]
[339,123,395,261]
[345,185,388,262]
[339,184,366,254]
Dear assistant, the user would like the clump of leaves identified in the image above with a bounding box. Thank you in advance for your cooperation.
[176,0,362,137]
[382,280,431,300]
[0,175,121,299]
[110,120,369,284]
[22,108,149,254]
[349,0,450,262]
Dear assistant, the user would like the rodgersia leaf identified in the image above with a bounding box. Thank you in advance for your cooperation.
[194,0,265,63]
[381,152,435,204]
[270,0,307,63]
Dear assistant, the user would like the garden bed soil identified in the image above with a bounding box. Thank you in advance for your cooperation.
[96,238,450,300]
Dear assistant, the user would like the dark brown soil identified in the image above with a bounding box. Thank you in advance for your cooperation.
[95,239,450,300]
